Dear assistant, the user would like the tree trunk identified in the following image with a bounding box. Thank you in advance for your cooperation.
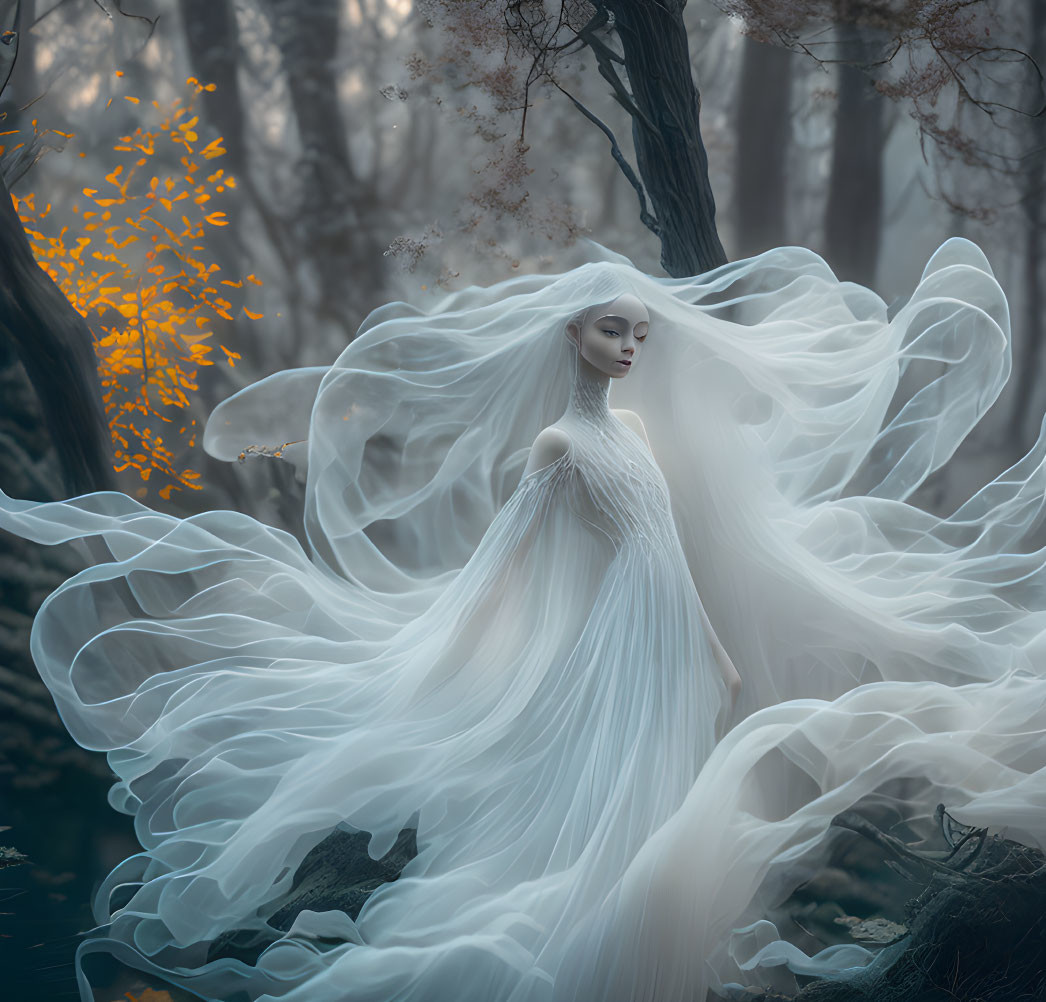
[178,0,246,178]
[4,0,35,115]
[823,59,886,285]
[260,0,378,326]
[1004,0,1046,447]
[734,34,793,258]
[0,170,112,495]
[1009,0,1046,447]
[0,7,110,496]
[1013,174,1044,445]
[605,0,727,277]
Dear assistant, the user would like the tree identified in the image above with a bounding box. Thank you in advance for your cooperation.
[822,28,890,285]
[415,0,728,278]
[734,34,794,257]
[0,11,134,987]
[250,0,384,330]
[1009,0,1046,447]
[419,0,1042,279]
[179,0,247,179]
[724,0,1043,218]
[0,0,113,500]
[0,176,113,495]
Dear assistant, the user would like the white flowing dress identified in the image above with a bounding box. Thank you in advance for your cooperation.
[3,238,1046,1002]
[0,371,723,1002]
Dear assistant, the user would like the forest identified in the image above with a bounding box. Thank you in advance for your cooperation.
[1,1,1045,1000]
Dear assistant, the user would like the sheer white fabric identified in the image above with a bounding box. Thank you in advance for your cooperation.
[1,237,1045,1001]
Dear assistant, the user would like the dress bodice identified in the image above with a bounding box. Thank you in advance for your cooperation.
[534,371,677,550]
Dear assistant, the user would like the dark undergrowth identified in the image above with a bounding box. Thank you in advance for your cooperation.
[735,806,1046,1002]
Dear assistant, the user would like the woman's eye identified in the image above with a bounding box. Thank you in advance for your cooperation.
[601,329,619,336]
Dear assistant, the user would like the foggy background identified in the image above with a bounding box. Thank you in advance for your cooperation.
[0,0,1043,997]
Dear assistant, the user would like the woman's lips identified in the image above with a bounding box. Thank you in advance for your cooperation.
[616,359,632,367]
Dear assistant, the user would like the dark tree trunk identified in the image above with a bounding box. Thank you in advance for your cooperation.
[1009,0,1046,447]
[0,6,110,496]
[604,0,727,278]
[734,35,793,258]
[0,173,112,496]
[1013,174,1044,445]
[178,0,247,178]
[823,61,886,285]
[3,0,35,114]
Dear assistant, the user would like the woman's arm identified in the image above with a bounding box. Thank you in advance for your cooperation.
[697,600,742,707]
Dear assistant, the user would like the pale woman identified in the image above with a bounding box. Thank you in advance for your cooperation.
[2,239,1045,1002]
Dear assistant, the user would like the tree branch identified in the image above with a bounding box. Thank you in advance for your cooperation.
[551,79,661,237]
[575,6,658,134]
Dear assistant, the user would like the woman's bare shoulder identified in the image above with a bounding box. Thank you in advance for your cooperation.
[612,408,649,446]
[523,425,572,478]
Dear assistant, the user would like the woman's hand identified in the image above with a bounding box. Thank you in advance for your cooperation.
[721,653,742,712]
[696,601,741,707]
[697,600,740,740]
[713,656,741,743]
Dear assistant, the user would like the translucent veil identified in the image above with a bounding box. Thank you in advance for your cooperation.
[208,236,1025,705]
[205,234,1046,994]
[206,260,647,597]
[2,235,1045,1000]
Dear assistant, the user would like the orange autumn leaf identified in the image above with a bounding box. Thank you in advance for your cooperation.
[201,138,226,159]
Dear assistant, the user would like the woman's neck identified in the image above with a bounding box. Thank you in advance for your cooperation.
[566,355,612,423]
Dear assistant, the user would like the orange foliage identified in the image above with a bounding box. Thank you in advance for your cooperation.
[10,76,262,499]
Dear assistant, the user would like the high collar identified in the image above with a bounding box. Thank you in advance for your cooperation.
[566,353,613,424]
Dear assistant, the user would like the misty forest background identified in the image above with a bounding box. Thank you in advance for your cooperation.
[1,0,1045,998]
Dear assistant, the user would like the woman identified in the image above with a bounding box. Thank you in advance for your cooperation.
[1,239,1044,1001]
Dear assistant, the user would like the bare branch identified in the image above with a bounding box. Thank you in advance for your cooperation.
[551,78,661,237]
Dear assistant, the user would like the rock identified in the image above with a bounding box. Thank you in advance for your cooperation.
[833,914,907,944]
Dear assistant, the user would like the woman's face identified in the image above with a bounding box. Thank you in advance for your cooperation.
[567,293,650,379]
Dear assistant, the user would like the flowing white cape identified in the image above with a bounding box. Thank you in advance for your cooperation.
[2,238,1045,1001]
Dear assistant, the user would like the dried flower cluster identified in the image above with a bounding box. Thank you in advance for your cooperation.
[10,76,264,500]
[721,0,1036,181]
[393,1,589,273]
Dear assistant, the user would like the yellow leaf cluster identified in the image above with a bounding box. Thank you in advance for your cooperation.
[13,76,264,499]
